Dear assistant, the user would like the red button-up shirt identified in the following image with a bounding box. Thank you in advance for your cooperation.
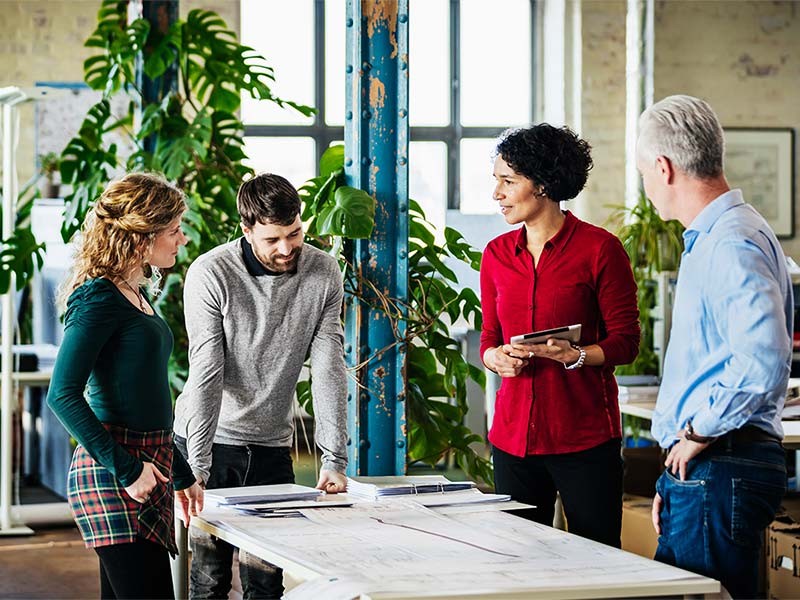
[480,211,640,457]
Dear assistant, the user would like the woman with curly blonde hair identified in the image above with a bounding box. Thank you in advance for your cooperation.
[48,172,203,599]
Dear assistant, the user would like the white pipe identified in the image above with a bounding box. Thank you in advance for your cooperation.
[625,0,655,211]
[644,0,654,107]
[625,0,643,210]
[1,98,19,531]
[569,0,583,135]
[541,0,567,127]
[11,502,72,527]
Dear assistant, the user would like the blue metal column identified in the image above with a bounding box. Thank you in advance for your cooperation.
[344,0,409,476]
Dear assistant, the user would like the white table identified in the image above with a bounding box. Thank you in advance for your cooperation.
[1,369,54,536]
[12,369,53,386]
[191,496,719,599]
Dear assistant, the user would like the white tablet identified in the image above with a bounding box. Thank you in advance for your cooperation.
[509,324,582,346]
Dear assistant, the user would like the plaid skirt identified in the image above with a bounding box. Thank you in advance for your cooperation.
[67,424,178,555]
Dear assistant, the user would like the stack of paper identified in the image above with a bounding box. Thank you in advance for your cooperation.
[205,483,322,506]
[617,385,659,404]
[346,475,475,500]
[407,489,511,507]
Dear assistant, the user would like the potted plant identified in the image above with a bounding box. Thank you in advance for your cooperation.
[609,192,684,378]
[39,152,61,198]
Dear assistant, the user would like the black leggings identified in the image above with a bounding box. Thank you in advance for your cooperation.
[95,539,174,599]
[492,438,624,548]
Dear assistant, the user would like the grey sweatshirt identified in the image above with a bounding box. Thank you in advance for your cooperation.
[174,239,348,484]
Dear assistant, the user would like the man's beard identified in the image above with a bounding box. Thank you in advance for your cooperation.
[254,245,302,273]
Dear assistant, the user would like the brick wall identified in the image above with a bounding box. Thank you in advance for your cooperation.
[579,0,799,257]
[654,0,800,256]
[0,0,239,186]
[578,0,627,229]
[0,1,97,184]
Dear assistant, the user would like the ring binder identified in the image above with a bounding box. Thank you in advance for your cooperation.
[346,475,476,500]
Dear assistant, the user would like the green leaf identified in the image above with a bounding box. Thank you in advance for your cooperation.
[83,3,149,95]
[316,186,375,239]
[59,100,122,241]
[182,9,314,118]
[409,218,435,247]
[154,109,213,180]
[0,227,46,293]
[143,21,182,79]
[320,145,345,178]
[296,378,315,417]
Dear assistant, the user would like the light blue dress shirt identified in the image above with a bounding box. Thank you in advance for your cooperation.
[652,189,793,447]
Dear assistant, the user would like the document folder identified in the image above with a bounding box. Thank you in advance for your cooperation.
[346,475,475,500]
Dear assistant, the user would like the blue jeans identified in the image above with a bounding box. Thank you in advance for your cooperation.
[175,437,294,600]
[654,437,786,599]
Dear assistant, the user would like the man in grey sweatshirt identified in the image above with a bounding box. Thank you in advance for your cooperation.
[174,173,348,599]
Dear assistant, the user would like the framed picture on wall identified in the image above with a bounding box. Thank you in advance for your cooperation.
[724,127,795,238]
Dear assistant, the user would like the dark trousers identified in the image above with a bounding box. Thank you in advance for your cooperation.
[95,539,174,599]
[655,438,786,599]
[175,437,294,600]
[492,438,623,548]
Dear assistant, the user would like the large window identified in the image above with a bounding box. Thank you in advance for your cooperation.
[241,0,536,234]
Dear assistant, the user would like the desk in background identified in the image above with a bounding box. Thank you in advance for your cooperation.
[192,495,719,599]
[5,369,70,498]
[618,377,800,447]
[619,379,800,495]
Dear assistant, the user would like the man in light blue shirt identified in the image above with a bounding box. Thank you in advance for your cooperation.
[637,94,791,599]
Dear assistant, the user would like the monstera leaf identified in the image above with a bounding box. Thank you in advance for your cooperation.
[316,187,376,239]
[59,100,122,241]
[0,228,45,294]
[84,2,149,96]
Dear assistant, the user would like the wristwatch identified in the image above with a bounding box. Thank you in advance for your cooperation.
[683,420,717,444]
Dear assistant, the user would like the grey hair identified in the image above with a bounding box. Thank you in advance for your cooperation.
[637,94,725,179]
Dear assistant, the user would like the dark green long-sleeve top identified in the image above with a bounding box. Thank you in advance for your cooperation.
[47,278,194,489]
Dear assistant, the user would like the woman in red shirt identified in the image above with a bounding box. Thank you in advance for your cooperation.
[480,124,640,547]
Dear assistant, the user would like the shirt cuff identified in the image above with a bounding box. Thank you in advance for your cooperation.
[321,459,347,474]
[191,468,210,488]
[173,472,198,491]
[689,411,728,439]
[116,459,144,488]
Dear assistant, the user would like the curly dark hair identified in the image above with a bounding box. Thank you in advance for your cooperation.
[495,124,593,202]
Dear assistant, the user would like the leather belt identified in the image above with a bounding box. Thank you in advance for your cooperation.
[719,425,781,445]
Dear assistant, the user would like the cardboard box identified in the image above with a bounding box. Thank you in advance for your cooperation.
[766,519,800,599]
[621,494,658,559]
